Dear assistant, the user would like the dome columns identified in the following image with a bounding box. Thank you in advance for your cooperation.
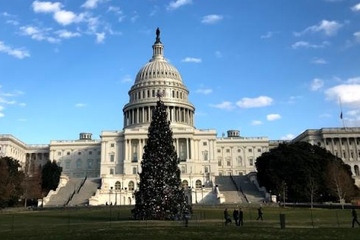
[123,105,194,128]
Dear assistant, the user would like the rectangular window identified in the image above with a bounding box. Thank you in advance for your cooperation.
[226,149,230,153]
[248,148,252,153]
[110,143,115,147]
[203,151,208,161]
[110,154,115,162]
[89,151,92,155]
[249,159,254,166]
[217,149,221,153]
[257,148,261,153]
[58,152,61,156]
[110,168,114,175]
[203,142,207,146]
[67,151,70,155]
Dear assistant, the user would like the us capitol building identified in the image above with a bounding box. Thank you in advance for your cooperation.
[1,29,360,205]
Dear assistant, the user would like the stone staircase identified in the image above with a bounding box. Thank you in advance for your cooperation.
[45,178,83,207]
[232,175,265,204]
[215,176,245,204]
[68,178,101,206]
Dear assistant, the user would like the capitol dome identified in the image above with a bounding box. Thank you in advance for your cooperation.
[123,28,195,129]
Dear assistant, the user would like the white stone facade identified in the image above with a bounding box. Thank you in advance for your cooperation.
[1,30,360,205]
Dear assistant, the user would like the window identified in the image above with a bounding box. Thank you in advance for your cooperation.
[195,180,202,188]
[248,148,252,153]
[128,181,135,190]
[66,160,70,169]
[78,152,81,155]
[58,152,61,156]
[237,149,241,153]
[115,181,121,190]
[257,148,261,153]
[76,159,82,169]
[179,139,187,161]
[203,142,207,146]
[226,149,230,153]
[110,143,115,147]
[89,151,92,155]
[217,149,221,153]
[181,166,186,174]
[182,180,189,189]
[132,142,138,162]
[87,159,93,169]
[67,151,70,155]
[203,151,208,161]
[132,167,137,174]
[110,154,115,162]
[226,158,231,166]
[110,168,114,175]
[237,156,242,166]
[249,158,254,166]
[218,159,222,166]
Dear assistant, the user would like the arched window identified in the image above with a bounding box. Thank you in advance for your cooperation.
[76,159,82,169]
[128,181,135,190]
[237,156,242,166]
[355,165,360,176]
[115,181,121,190]
[182,180,189,189]
[195,180,202,189]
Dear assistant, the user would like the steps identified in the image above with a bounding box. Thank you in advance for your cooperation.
[68,178,101,206]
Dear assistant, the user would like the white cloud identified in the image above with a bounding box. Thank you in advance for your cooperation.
[210,101,234,111]
[295,20,342,36]
[267,114,281,121]
[196,88,212,95]
[280,134,295,140]
[32,1,62,13]
[261,31,275,39]
[54,10,77,25]
[291,41,329,49]
[75,103,87,108]
[167,0,192,10]
[82,0,106,9]
[0,112,4,118]
[56,30,81,39]
[95,32,105,43]
[310,78,324,91]
[351,3,360,11]
[325,79,360,107]
[236,96,273,108]
[251,120,263,126]
[311,58,327,64]
[108,6,125,21]
[347,77,360,84]
[354,32,360,42]
[20,26,60,43]
[19,103,26,107]
[201,14,223,24]
[0,41,30,59]
[181,57,202,63]
[121,75,132,83]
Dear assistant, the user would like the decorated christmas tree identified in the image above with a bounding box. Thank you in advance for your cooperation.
[133,95,188,220]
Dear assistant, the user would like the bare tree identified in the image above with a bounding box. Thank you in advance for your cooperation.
[326,161,356,207]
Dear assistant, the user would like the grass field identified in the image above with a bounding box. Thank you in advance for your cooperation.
[1,205,360,240]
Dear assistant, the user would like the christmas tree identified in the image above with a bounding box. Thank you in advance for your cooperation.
[133,95,188,220]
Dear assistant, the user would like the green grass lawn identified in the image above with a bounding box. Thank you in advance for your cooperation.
[1,206,359,240]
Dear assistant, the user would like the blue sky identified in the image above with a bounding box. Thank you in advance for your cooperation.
[1,0,360,144]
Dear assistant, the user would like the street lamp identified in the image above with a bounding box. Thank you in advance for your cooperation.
[109,187,113,205]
